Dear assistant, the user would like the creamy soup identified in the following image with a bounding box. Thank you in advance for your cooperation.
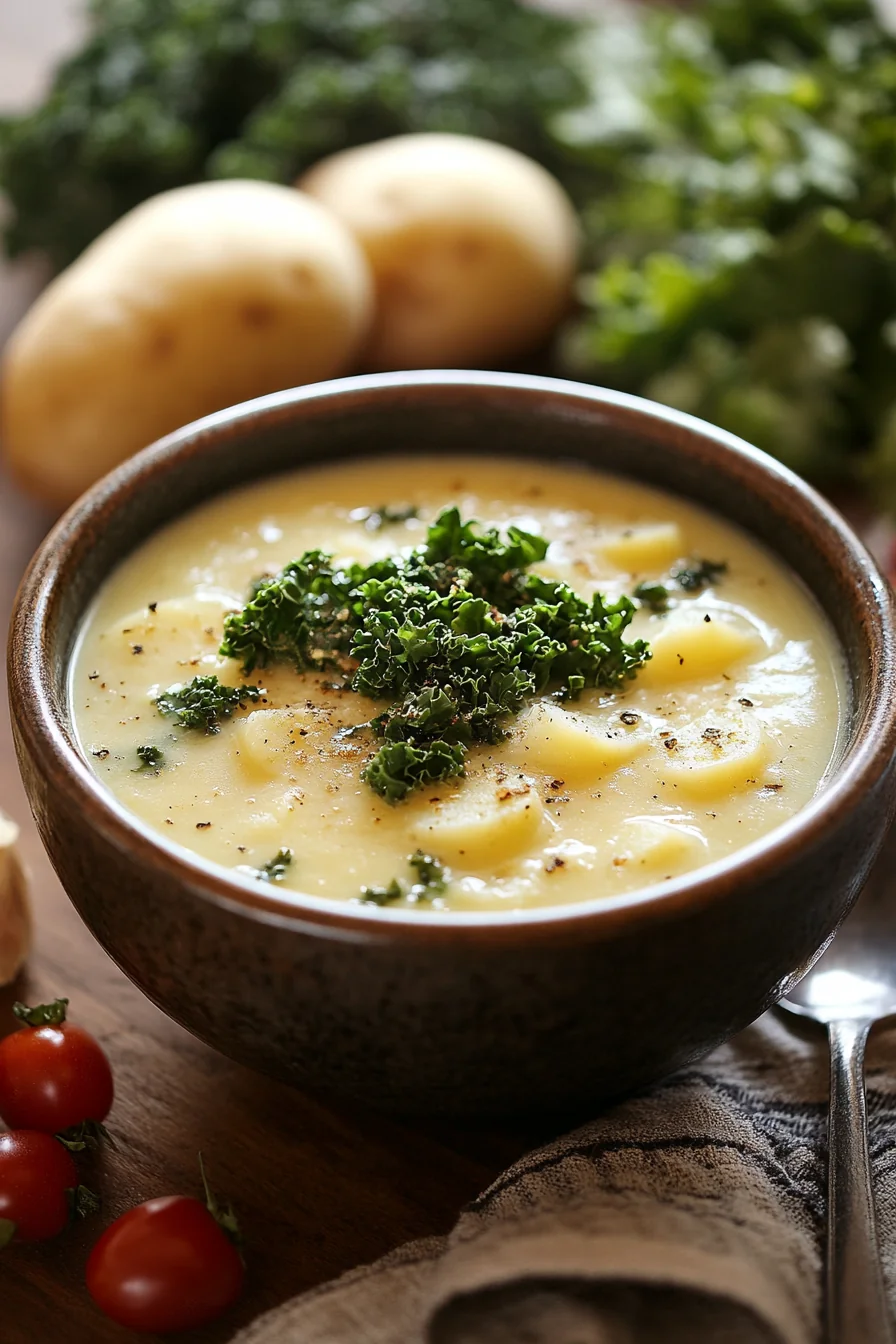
[71,456,844,912]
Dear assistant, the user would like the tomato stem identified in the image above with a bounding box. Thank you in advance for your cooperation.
[12,998,69,1027]
[198,1153,241,1248]
[0,1218,16,1249]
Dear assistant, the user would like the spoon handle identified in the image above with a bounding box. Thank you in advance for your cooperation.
[827,1018,893,1344]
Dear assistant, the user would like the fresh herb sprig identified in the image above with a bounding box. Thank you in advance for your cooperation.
[221,509,650,801]
[154,675,261,734]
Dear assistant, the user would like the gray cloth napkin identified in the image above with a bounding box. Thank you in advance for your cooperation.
[232,1011,896,1344]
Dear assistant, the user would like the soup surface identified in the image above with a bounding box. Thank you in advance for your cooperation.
[72,456,844,912]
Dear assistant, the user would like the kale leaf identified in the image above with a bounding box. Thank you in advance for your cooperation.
[559,0,896,489]
[362,739,468,802]
[360,850,450,905]
[0,0,586,271]
[351,504,419,531]
[633,562,726,613]
[221,508,650,802]
[254,848,293,883]
[359,878,403,907]
[133,744,165,771]
[672,559,728,593]
[633,581,670,614]
[408,850,448,895]
[154,675,261,733]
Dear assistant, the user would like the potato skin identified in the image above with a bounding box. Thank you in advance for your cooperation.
[299,133,580,371]
[1,181,373,508]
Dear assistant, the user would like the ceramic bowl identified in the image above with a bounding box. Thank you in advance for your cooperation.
[9,371,896,1116]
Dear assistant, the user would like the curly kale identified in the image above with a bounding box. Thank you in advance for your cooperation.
[362,740,468,804]
[154,674,261,733]
[558,0,896,489]
[221,508,650,801]
[218,551,372,674]
[9,0,896,506]
[0,0,586,270]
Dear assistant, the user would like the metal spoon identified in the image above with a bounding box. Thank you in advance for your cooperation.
[780,830,896,1344]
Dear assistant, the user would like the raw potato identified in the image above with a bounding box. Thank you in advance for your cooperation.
[300,133,580,370]
[2,181,374,509]
[410,774,544,866]
[0,810,31,987]
[509,702,649,784]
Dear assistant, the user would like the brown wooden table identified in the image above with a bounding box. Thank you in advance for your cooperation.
[0,468,542,1342]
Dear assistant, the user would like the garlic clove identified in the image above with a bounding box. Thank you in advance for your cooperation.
[0,811,31,987]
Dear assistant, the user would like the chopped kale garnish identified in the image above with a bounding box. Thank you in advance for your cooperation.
[221,508,650,801]
[254,848,293,883]
[351,504,419,531]
[633,581,670,613]
[673,559,729,593]
[633,561,728,610]
[133,744,164,772]
[360,851,450,906]
[408,850,448,896]
[362,740,468,802]
[154,675,261,734]
[359,878,403,907]
[219,551,374,674]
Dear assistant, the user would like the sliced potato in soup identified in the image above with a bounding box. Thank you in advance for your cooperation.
[72,457,843,912]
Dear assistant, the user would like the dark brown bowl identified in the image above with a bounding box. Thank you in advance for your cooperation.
[9,371,896,1116]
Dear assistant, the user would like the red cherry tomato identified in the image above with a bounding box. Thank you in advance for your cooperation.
[86,1195,245,1334]
[0,1001,113,1133]
[0,1130,78,1242]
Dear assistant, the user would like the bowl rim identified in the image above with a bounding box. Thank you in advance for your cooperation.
[9,369,896,947]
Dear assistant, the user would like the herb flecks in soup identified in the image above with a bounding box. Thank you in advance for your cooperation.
[72,458,843,913]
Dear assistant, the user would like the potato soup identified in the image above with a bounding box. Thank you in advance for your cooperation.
[71,457,844,912]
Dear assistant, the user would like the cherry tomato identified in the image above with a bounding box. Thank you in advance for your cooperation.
[0,1130,78,1243]
[0,999,113,1133]
[86,1195,245,1334]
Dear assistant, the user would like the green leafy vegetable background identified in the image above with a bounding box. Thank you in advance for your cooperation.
[4,0,896,504]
